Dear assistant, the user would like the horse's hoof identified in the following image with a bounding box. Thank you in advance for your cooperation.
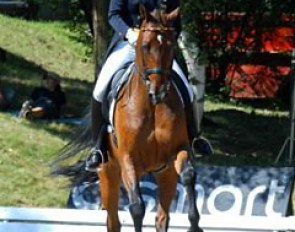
[187,228,203,232]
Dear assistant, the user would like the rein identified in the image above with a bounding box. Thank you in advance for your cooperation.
[135,25,175,104]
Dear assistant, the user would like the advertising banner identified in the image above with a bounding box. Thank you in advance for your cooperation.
[68,165,294,216]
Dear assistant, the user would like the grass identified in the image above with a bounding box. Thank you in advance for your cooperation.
[0,14,93,207]
[0,14,94,115]
[203,101,290,165]
[0,14,93,81]
[0,113,71,207]
[0,14,294,210]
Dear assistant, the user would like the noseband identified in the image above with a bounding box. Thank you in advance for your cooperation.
[136,25,175,105]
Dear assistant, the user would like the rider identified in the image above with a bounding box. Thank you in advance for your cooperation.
[87,0,213,170]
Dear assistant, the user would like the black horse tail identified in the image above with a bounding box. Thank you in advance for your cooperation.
[51,109,98,186]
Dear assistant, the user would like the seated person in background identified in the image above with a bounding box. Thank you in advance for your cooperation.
[19,72,66,119]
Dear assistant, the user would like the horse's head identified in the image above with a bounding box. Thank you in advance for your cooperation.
[135,6,179,105]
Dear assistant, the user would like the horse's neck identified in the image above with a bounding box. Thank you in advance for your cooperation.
[131,71,150,102]
[118,71,151,111]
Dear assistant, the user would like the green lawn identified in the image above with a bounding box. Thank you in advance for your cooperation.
[0,14,94,115]
[0,14,93,81]
[0,14,93,207]
[0,14,293,210]
[0,113,74,207]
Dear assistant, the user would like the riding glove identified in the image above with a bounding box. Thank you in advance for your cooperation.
[126,28,140,46]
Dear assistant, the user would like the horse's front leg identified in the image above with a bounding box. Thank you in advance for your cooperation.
[99,160,121,232]
[121,155,145,232]
[154,165,178,232]
[175,150,203,232]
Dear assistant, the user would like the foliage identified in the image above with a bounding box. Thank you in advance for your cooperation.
[69,2,97,61]
[27,0,70,19]
[181,0,295,98]
[182,0,295,53]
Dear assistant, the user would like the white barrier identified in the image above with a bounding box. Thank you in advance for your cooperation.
[0,1,28,9]
[0,207,295,232]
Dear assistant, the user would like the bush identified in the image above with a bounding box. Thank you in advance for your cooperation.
[30,0,82,21]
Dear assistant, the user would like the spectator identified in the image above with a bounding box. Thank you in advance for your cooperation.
[19,72,66,119]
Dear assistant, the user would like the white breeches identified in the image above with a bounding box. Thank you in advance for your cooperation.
[93,40,194,102]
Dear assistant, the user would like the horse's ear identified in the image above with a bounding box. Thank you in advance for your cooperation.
[140,4,149,21]
[139,4,145,19]
[166,7,180,23]
[140,4,155,22]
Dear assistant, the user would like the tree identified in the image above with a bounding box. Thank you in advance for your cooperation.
[76,0,110,79]
[92,0,110,79]
[79,0,94,35]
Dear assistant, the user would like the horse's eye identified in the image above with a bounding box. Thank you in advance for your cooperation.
[167,40,173,47]
[166,40,175,50]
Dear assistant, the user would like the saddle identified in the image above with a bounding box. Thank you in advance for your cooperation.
[101,62,135,126]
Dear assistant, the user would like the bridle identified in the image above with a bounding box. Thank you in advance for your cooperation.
[135,25,176,105]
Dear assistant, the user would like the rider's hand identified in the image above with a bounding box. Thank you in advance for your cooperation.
[126,28,139,47]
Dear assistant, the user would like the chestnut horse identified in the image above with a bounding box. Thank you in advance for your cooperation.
[53,6,202,232]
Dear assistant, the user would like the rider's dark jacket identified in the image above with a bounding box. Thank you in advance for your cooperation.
[105,0,181,57]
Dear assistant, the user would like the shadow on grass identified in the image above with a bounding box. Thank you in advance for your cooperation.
[202,108,291,166]
[0,50,93,140]
[0,50,93,115]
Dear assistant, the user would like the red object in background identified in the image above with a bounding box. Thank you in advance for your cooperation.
[205,13,295,98]
[262,27,294,52]
[226,64,291,98]
[226,26,293,98]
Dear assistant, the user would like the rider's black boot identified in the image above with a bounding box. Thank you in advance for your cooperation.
[85,98,107,172]
[186,99,214,157]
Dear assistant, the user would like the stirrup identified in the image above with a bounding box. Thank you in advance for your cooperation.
[85,148,105,172]
[192,136,214,157]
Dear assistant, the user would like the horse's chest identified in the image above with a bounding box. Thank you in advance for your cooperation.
[154,127,173,143]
